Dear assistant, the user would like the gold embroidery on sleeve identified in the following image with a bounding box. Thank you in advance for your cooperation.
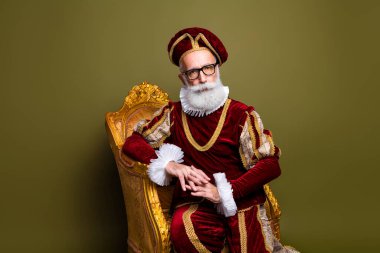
[239,113,258,169]
[265,133,275,156]
[141,106,173,147]
[246,112,257,151]
[250,111,263,148]
[150,132,170,149]
[239,146,248,169]
[142,106,173,137]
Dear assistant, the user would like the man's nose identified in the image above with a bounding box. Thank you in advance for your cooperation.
[198,71,207,83]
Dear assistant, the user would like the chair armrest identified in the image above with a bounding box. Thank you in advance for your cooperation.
[119,149,135,166]
[115,147,172,252]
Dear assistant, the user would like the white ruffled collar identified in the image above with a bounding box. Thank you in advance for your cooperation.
[179,86,229,117]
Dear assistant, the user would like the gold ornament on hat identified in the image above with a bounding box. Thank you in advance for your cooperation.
[169,33,222,65]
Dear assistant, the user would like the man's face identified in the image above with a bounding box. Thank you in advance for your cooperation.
[178,49,219,87]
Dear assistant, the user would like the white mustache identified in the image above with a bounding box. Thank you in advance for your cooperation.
[186,82,218,92]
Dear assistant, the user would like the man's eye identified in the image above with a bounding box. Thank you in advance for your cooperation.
[187,70,198,77]
[203,65,213,71]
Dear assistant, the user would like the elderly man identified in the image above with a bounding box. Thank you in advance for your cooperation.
[123,27,297,253]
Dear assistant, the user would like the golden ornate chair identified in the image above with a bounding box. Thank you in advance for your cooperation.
[105,82,282,253]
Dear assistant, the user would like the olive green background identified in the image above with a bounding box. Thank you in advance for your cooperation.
[1,0,379,252]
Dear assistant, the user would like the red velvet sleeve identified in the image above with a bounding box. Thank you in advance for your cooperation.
[230,108,282,200]
[122,102,173,164]
[230,156,281,200]
[122,132,158,164]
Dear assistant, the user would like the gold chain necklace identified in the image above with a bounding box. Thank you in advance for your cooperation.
[181,99,231,152]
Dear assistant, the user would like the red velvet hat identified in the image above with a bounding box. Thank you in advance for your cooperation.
[167,27,228,66]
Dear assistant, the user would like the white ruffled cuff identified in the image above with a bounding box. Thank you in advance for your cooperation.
[148,144,184,186]
[213,172,237,217]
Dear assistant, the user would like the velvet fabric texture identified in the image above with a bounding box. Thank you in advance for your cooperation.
[122,99,281,211]
[170,203,271,252]
[167,27,228,66]
[122,132,157,164]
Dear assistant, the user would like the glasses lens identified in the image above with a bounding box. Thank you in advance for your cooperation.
[202,64,215,75]
[186,69,199,80]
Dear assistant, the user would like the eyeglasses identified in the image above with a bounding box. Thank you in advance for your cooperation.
[182,63,218,80]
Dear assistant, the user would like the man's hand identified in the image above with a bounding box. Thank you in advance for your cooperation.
[165,162,210,191]
[186,182,221,204]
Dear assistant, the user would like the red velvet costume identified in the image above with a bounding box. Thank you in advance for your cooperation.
[123,98,282,252]
[121,26,297,253]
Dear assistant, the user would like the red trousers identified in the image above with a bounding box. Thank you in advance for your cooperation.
[171,202,274,253]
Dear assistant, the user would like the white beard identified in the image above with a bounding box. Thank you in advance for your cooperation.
[180,77,229,117]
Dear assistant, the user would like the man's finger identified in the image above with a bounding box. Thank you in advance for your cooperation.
[187,174,202,185]
[191,165,210,181]
[190,191,205,197]
[188,180,197,191]
[199,170,211,181]
[191,191,216,203]
[193,185,205,192]
[178,175,186,191]
[182,169,189,179]
[189,170,208,184]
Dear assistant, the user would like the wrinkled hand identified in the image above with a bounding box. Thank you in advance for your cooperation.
[186,182,221,204]
[165,162,210,191]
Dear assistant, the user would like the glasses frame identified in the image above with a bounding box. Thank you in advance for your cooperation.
[182,62,218,80]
